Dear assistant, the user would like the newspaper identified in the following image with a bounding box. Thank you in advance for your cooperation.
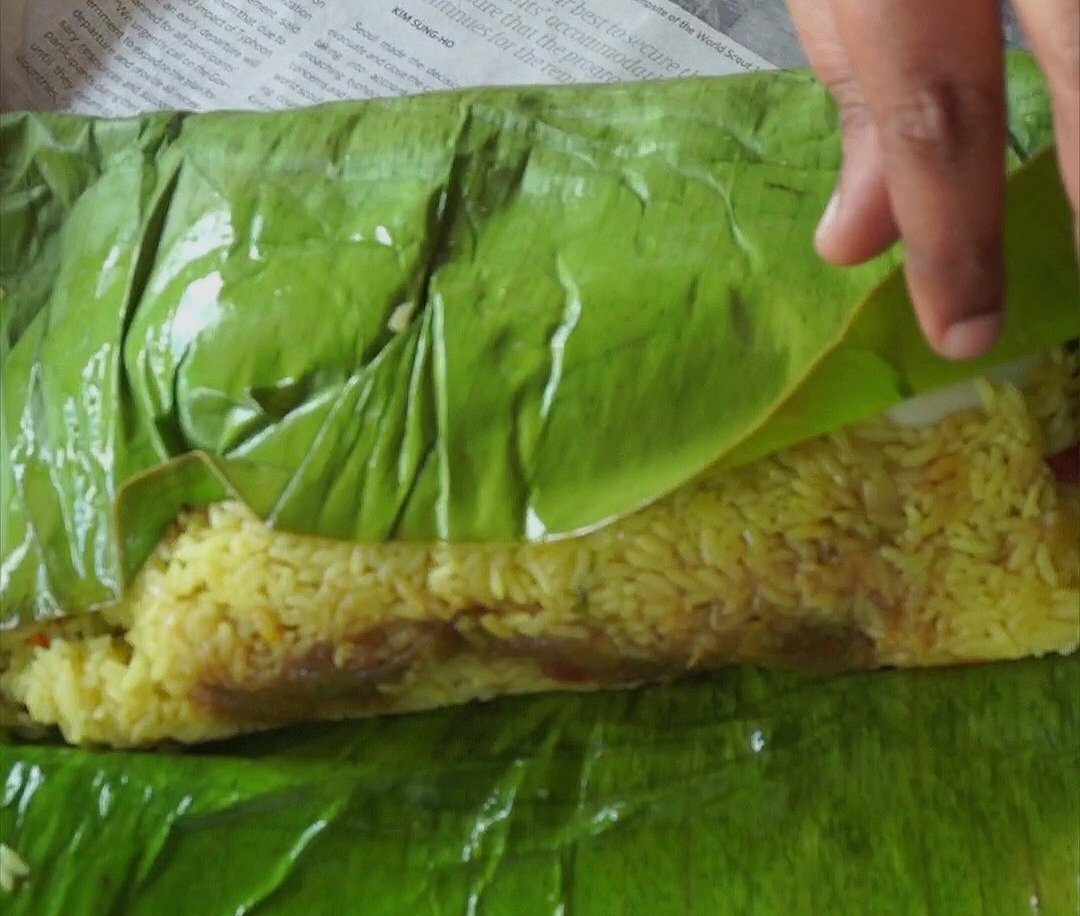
[0,0,776,117]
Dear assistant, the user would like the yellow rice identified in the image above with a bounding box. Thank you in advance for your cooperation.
[2,348,1077,747]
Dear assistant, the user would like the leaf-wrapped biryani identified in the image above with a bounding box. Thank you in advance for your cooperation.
[1,60,1078,747]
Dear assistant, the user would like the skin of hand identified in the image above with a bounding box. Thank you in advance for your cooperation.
[785,0,1079,361]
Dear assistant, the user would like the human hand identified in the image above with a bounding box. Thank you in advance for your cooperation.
[786,0,1079,360]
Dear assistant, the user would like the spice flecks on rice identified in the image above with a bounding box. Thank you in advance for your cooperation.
[2,349,1078,747]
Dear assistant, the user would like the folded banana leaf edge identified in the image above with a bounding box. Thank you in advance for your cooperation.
[2,54,1076,626]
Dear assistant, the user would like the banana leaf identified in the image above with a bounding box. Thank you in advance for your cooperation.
[1,54,1078,913]
[2,55,1077,626]
[1,655,1077,914]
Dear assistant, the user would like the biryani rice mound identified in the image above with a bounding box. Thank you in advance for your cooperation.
[2,349,1078,747]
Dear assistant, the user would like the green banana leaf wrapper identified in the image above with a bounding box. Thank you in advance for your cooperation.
[2,55,1076,627]
[2,53,1079,913]
[1,658,1077,914]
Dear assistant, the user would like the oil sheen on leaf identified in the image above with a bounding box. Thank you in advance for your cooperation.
[1,656,1076,915]
[1,55,1077,626]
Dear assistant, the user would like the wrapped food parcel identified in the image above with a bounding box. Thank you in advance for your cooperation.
[1,59,1077,746]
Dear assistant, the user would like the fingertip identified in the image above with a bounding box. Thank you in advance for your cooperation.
[937,312,1002,361]
[813,134,900,265]
[814,191,900,265]
[813,188,846,262]
[902,233,1006,362]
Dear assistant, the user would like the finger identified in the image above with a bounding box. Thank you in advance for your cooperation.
[786,0,899,264]
[830,0,1007,360]
[814,101,900,265]
[1013,0,1080,243]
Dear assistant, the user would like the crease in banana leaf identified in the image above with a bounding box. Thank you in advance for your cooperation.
[1,656,1077,915]
[2,54,1078,629]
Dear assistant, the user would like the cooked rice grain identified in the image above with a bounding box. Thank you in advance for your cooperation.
[2,349,1078,747]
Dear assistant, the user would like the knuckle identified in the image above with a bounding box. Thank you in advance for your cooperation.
[824,74,871,132]
[839,98,872,134]
[880,77,1000,166]
[907,234,1002,296]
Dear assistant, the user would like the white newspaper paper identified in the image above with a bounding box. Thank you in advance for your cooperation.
[0,0,773,116]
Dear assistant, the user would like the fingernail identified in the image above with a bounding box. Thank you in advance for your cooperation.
[939,313,1002,361]
[815,186,841,245]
